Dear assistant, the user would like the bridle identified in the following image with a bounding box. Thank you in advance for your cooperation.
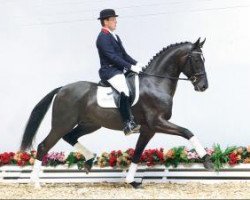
[187,51,206,84]
[140,50,206,84]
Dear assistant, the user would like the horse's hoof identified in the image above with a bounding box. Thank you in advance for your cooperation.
[203,155,215,171]
[84,154,96,174]
[127,181,143,189]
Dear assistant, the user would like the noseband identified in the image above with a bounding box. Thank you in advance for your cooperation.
[140,51,206,84]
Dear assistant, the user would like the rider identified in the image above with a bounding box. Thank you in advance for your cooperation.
[96,9,143,135]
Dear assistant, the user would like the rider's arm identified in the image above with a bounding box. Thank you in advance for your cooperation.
[97,35,132,71]
[123,52,137,65]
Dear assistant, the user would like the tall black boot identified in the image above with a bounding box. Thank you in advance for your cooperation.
[118,93,141,136]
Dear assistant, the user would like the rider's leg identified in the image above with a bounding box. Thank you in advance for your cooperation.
[107,73,130,96]
[119,92,140,135]
[107,73,140,135]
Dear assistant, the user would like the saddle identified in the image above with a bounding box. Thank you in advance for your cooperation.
[97,72,138,108]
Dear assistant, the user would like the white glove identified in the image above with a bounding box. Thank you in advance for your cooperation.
[130,63,143,74]
[136,63,145,69]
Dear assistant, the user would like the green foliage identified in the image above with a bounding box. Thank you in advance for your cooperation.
[211,144,236,171]
[164,146,188,168]
[240,147,248,159]
[66,152,85,170]
[2,146,250,170]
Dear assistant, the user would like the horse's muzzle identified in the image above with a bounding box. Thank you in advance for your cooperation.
[194,83,208,92]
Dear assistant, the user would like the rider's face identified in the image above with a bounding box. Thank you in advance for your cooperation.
[104,17,117,31]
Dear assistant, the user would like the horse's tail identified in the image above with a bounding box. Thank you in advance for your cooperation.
[20,87,62,151]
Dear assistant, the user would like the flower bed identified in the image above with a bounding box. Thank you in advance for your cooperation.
[1,145,250,171]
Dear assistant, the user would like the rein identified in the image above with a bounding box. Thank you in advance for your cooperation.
[139,71,190,81]
[140,51,206,84]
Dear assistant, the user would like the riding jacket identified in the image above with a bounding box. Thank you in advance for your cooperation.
[96,28,137,81]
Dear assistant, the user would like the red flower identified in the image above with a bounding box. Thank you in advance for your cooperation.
[20,153,31,162]
[140,153,147,162]
[126,148,135,157]
[9,152,15,157]
[17,160,26,166]
[0,152,12,165]
[117,150,122,156]
[139,149,164,165]
[109,156,117,167]
[229,153,237,165]
[110,150,116,156]
[156,150,164,161]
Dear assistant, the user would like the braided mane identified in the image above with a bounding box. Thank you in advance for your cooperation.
[144,41,191,69]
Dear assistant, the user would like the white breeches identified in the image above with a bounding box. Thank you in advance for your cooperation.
[107,74,129,96]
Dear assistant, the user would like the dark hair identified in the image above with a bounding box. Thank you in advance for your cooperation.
[100,19,105,26]
[100,17,110,26]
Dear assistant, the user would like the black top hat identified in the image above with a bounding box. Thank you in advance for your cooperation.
[98,9,118,20]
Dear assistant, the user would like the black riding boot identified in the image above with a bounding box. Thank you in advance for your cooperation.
[118,93,141,136]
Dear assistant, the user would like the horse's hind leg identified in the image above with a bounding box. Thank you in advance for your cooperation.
[62,124,101,173]
[31,126,75,187]
[63,124,100,160]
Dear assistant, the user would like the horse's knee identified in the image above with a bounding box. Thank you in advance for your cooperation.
[181,128,194,140]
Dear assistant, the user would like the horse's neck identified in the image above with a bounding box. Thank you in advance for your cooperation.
[140,78,178,98]
[142,51,182,97]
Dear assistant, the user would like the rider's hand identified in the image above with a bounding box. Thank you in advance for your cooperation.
[130,63,143,74]
[136,63,145,69]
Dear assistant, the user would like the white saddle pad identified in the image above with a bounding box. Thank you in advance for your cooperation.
[97,75,140,108]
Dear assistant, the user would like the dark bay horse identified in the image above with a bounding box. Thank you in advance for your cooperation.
[20,38,213,188]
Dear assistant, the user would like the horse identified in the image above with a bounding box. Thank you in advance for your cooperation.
[20,38,214,189]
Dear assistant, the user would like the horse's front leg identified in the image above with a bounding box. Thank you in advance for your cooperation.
[154,115,214,171]
[126,127,155,189]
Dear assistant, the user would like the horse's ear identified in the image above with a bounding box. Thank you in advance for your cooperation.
[199,38,206,48]
[193,37,201,49]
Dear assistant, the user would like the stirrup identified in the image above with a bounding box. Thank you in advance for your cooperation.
[123,121,141,136]
[130,121,141,133]
[124,128,133,136]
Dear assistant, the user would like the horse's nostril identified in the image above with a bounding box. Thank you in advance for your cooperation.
[202,85,207,90]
